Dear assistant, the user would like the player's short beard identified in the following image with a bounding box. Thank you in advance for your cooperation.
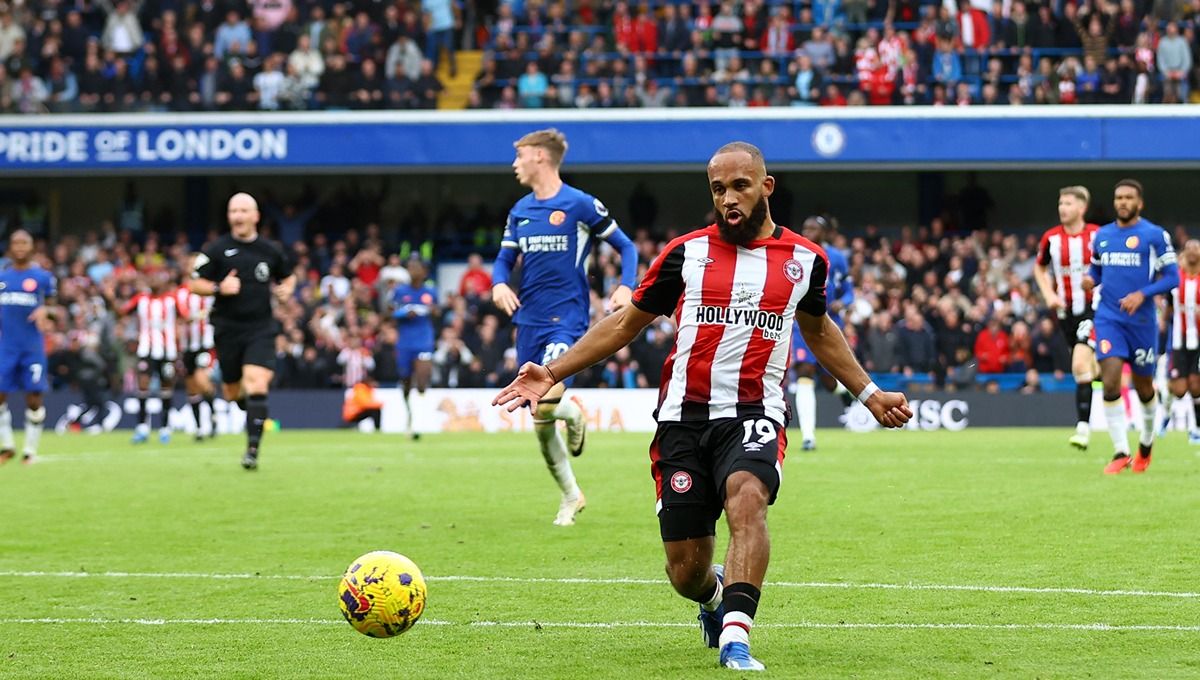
[716,196,769,247]
[1118,206,1140,222]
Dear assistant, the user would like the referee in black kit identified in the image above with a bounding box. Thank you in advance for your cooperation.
[190,193,295,470]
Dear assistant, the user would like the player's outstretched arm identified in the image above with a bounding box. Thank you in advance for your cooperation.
[797,310,912,428]
[493,304,658,412]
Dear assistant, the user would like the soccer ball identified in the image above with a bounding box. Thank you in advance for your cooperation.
[337,551,427,638]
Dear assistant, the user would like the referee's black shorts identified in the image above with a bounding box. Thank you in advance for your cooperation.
[214,326,277,384]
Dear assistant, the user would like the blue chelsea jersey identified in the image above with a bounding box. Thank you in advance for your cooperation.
[825,243,853,318]
[0,265,56,349]
[391,283,437,350]
[1090,218,1176,325]
[501,183,616,332]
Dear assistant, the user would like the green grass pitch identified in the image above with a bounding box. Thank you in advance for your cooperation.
[2,428,1200,679]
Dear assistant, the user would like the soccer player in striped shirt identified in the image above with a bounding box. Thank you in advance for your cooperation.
[1034,186,1100,450]
[1164,240,1200,442]
[115,270,180,445]
[494,142,911,671]
[1084,179,1179,474]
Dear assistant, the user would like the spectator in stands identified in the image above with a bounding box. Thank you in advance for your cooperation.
[458,254,493,301]
[254,54,286,110]
[45,57,78,113]
[898,306,938,376]
[974,315,1011,373]
[100,0,145,56]
[214,10,251,60]
[288,34,324,97]
[1157,21,1192,102]
[863,311,901,373]
[518,61,548,107]
[387,34,423,83]
[423,0,458,77]
[10,65,47,114]
[413,59,444,109]
[351,58,386,109]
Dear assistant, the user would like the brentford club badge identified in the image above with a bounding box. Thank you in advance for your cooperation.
[671,471,692,493]
[783,259,805,284]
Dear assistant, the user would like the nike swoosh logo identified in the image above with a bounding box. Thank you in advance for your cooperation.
[1099,242,1108,247]
[518,219,531,226]
[224,249,238,256]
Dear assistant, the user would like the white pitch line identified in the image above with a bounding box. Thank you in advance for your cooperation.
[2,571,1199,600]
[2,618,1199,632]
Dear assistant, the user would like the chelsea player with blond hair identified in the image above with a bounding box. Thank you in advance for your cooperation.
[492,129,639,526]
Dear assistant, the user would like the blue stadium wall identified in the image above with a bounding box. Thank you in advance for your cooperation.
[2,107,1200,174]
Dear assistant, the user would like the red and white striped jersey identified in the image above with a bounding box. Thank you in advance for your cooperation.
[337,348,376,387]
[632,225,828,426]
[123,292,178,361]
[1172,271,1200,351]
[174,285,215,352]
[1037,223,1100,318]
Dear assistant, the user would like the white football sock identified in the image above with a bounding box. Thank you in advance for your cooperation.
[534,420,579,497]
[23,407,45,456]
[1140,395,1157,447]
[1104,399,1130,456]
[410,391,426,435]
[403,392,414,435]
[719,611,753,649]
[796,378,816,443]
[0,404,14,450]
[701,575,724,613]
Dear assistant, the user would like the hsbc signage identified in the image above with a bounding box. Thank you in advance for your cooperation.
[840,399,969,432]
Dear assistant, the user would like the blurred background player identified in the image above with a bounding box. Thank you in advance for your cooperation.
[1162,240,1200,442]
[190,192,295,470]
[492,128,639,526]
[113,269,178,444]
[391,259,437,440]
[176,257,217,440]
[1034,186,1100,450]
[1085,179,1178,474]
[792,215,854,451]
[0,230,55,465]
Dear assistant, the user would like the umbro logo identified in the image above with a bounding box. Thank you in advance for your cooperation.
[697,257,714,265]
[224,248,239,256]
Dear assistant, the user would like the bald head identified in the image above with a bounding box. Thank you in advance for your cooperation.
[227,192,260,240]
[710,141,766,174]
[228,192,258,211]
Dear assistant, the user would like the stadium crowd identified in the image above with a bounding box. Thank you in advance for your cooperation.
[15,182,1174,401]
[1,0,1199,113]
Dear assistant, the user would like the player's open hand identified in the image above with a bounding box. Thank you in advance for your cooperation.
[492,362,555,412]
[219,269,241,296]
[1119,290,1146,315]
[492,283,521,316]
[865,390,913,429]
[1081,276,1095,293]
[608,285,632,313]
[27,307,51,333]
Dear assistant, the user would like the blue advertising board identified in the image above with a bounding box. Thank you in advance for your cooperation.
[0,108,1195,173]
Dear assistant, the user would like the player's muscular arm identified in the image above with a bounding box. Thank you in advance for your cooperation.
[797,311,912,428]
[493,305,658,411]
